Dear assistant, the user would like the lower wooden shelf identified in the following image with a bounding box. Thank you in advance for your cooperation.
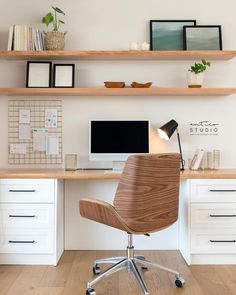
[0,87,236,96]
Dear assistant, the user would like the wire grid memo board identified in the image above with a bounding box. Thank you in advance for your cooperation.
[8,100,62,165]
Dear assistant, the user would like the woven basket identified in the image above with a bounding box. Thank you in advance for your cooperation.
[44,31,65,50]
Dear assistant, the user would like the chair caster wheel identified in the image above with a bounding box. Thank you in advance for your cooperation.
[86,288,96,295]
[175,277,185,288]
[93,265,101,275]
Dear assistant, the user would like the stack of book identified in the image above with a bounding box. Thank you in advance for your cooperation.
[7,25,45,51]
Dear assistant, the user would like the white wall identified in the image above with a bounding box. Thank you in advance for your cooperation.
[0,0,236,249]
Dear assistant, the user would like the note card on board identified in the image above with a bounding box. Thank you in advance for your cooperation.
[33,129,48,152]
[45,108,58,128]
[10,144,27,154]
[46,135,59,155]
[19,109,30,124]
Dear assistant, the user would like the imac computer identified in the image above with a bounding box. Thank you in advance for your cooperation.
[89,120,150,170]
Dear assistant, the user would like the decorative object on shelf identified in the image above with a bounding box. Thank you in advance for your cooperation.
[129,42,140,50]
[157,119,185,171]
[104,81,125,88]
[65,154,78,171]
[131,82,152,88]
[53,64,75,88]
[187,59,211,88]
[26,61,52,88]
[213,149,220,170]
[42,6,66,50]
[141,42,150,50]
[150,20,196,50]
[184,25,222,50]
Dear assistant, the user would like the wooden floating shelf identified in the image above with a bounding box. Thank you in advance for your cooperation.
[1,50,236,61]
[1,87,236,96]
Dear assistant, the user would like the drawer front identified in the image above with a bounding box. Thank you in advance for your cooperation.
[191,229,236,254]
[0,204,54,229]
[0,229,54,254]
[191,203,236,229]
[0,179,55,203]
[191,179,236,203]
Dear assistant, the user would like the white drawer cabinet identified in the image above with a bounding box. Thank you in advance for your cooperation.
[0,203,54,229]
[191,229,236,254]
[179,179,236,265]
[0,229,54,254]
[0,179,55,203]
[0,179,64,265]
[190,179,236,203]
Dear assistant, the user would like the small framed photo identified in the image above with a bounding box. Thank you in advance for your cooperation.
[26,61,52,88]
[150,20,196,50]
[184,25,222,50]
[53,64,75,88]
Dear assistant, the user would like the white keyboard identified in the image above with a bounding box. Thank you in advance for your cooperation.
[104,170,122,174]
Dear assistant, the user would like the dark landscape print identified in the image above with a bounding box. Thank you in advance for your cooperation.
[152,21,196,50]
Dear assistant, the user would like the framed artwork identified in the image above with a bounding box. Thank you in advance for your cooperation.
[53,64,75,88]
[26,61,52,88]
[183,25,222,50]
[150,20,196,50]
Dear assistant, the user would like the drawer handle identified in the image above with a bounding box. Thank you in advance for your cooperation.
[210,214,236,217]
[9,215,36,218]
[210,240,236,243]
[209,189,236,192]
[8,240,36,244]
[9,190,36,193]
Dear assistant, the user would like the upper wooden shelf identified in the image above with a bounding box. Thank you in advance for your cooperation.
[1,50,236,61]
[1,87,236,96]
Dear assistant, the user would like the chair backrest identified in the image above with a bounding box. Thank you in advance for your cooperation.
[113,153,180,233]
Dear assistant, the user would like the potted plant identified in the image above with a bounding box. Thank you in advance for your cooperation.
[42,6,66,50]
[187,59,211,88]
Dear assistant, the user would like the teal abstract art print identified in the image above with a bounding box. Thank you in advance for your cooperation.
[184,26,222,50]
[150,20,196,51]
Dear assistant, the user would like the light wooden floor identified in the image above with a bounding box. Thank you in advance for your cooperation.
[0,250,236,295]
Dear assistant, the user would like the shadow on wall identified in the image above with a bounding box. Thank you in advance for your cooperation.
[0,30,8,50]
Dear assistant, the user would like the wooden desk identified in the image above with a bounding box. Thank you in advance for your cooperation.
[1,168,236,266]
[0,168,236,179]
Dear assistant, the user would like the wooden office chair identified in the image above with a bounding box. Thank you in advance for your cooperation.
[80,153,185,295]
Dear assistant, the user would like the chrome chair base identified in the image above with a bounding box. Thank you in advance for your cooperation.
[86,234,185,295]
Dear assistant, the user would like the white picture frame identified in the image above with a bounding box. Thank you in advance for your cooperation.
[26,61,52,88]
[53,64,75,88]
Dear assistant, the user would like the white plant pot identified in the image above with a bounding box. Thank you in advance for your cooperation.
[187,72,204,88]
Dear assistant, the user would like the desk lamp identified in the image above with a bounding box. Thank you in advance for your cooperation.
[157,119,185,171]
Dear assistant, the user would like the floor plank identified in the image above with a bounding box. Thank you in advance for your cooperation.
[5,265,47,295]
[0,251,235,295]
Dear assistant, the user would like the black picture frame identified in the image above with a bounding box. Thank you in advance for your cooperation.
[183,25,222,50]
[53,64,75,88]
[150,20,196,51]
[26,61,52,88]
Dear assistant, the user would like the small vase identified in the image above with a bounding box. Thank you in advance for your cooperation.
[187,72,204,88]
[44,31,65,50]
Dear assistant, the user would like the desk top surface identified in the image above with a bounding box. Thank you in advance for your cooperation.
[0,169,236,179]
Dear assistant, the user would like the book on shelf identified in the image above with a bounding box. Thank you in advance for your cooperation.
[7,25,45,51]
[189,149,205,170]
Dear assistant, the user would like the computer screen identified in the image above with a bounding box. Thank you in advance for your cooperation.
[89,120,149,162]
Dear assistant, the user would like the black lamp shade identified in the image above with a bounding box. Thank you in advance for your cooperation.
[159,119,178,139]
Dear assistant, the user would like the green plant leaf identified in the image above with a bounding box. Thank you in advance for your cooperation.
[42,12,54,26]
[52,6,65,15]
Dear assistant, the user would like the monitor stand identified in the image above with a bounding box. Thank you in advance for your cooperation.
[112,161,125,172]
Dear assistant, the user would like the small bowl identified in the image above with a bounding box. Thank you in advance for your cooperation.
[131,82,152,88]
[104,81,125,88]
